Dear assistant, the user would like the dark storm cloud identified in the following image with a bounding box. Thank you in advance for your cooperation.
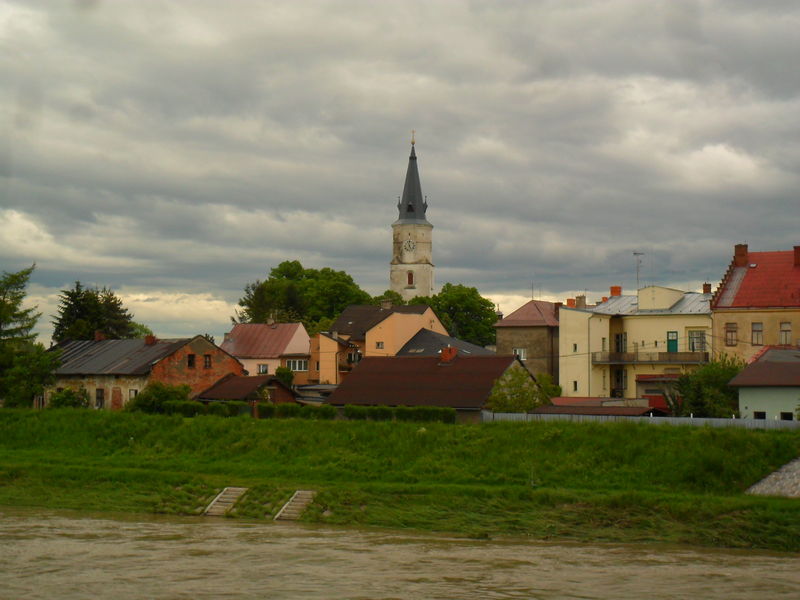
[2,0,799,340]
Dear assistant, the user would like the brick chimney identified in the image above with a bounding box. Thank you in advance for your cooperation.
[566,298,576,308]
[440,346,458,363]
[602,296,608,303]
[702,282,712,294]
[94,330,106,341]
[794,245,800,267]
[575,295,586,309]
[554,302,562,319]
[734,243,748,267]
[610,285,622,297]
[144,334,157,346]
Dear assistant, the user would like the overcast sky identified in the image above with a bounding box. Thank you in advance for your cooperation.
[2,0,799,343]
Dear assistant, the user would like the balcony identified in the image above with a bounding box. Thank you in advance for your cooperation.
[592,351,708,365]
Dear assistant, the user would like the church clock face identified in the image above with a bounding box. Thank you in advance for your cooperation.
[403,239,416,252]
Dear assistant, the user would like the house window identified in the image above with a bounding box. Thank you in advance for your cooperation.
[203,354,212,369]
[95,388,105,410]
[753,411,766,420]
[780,322,791,345]
[513,347,527,360]
[258,364,268,374]
[407,272,414,286]
[724,323,737,346]
[286,359,308,371]
[751,322,763,346]
[688,330,706,352]
[572,381,578,392]
[187,354,196,368]
[601,337,607,352]
[780,412,794,421]
[315,361,320,370]
[347,352,361,364]
[129,389,138,400]
[375,341,384,350]
[572,343,578,353]
[614,333,627,353]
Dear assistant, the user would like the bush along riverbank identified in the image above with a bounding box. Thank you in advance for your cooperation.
[1,409,799,551]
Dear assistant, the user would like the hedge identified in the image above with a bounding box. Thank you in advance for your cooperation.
[163,400,206,417]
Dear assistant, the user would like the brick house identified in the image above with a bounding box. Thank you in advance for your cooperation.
[711,243,800,363]
[494,299,559,380]
[48,334,244,409]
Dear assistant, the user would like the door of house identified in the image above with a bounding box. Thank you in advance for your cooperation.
[667,331,678,353]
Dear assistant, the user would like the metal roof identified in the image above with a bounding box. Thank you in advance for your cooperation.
[579,292,711,316]
[393,143,431,226]
[54,338,189,376]
[396,328,494,356]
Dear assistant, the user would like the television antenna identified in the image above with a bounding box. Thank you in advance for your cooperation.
[633,252,644,290]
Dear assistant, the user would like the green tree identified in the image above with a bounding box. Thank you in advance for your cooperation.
[0,265,40,369]
[125,382,191,414]
[48,387,89,409]
[486,365,542,413]
[275,366,294,388]
[52,282,137,342]
[533,373,562,405]
[1,344,61,408]
[235,261,372,332]
[371,290,406,306]
[411,283,498,347]
[675,356,746,418]
[130,322,154,338]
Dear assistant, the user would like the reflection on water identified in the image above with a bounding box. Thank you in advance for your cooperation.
[1,507,799,599]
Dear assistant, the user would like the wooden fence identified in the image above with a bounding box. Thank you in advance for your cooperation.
[481,411,800,430]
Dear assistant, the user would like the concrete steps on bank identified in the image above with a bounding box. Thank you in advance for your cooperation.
[274,490,317,521]
[204,487,249,516]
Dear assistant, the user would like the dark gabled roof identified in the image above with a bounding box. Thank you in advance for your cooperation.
[330,304,430,341]
[53,338,190,376]
[396,328,494,357]
[393,142,431,226]
[328,355,518,409]
[532,405,668,417]
[729,348,800,387]
[495,300,559,327]
[220,323,304,358]
[196,375,295,401]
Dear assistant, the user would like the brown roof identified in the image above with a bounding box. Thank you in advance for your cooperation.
[328,354,519,409]
[532,405,667,416]
[729,348,800,387]
[495,300,559,328]
[197,375,295,401]
[221,323,302,358]
[330,304,430,341]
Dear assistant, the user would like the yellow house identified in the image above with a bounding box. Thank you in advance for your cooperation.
[307,303,447,384]
[559,285,712,403]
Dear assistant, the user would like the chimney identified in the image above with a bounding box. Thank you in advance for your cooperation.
[380,299,393,310]
[575,295,586,309]
[554,302,562,319]
[566,298,576,308]
[602,296,608,303]
[94,330,106,342]
[440,346,458,363]
[610,285,622,297]
[702,282,712,294]
[794,245,800,267]
[144,334,157,346]
[734,243,748,267]
[330,330,338,340]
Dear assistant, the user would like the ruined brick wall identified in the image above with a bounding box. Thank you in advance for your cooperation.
[48,374,148,410]
[150,337,245,398]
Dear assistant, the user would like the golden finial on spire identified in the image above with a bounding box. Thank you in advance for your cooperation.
[411,129,416,145]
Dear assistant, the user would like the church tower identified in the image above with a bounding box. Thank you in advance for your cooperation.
[390,135,434,301]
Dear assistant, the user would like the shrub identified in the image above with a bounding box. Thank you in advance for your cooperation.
[256,403,275,419]
[368,406,393,421]
[395,406,455,423]
[226,401,251,417]
[206,402,229,417]
[300,404,336,420]
[163,400,205,417]
[344,405,369,420]
[125,382,191,414]
[48,388,89,409]
[275,403,302,418]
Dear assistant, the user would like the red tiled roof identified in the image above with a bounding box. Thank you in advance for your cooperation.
[220,323,301,358]
[635,374,681,382]
[328,355,519,409]
[495,300,559,327]
[714,250,800,308]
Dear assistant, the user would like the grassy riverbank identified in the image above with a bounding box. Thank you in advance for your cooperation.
[1,410,799,551]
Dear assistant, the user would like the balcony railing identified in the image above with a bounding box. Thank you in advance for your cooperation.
[592,351,709,365]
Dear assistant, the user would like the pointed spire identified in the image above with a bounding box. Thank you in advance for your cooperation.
[394,136,431,225]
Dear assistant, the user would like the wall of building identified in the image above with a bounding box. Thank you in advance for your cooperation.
[364,309,448,357]
[712,309,800,363]
[495,326,558,380]
[49,374,148,410]
[738,387,799,420]
[150,337,245,398]
[308,334,350,385]
[390,223,434,301]
[238,357,282,377]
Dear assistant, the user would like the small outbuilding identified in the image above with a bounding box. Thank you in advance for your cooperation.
[729,347,800,421]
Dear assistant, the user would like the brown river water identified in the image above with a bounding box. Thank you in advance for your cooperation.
[1,507,799,599]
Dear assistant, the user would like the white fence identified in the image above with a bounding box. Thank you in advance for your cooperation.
[481,411,800,430]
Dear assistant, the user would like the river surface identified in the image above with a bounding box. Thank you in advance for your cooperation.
[1,507,799,599]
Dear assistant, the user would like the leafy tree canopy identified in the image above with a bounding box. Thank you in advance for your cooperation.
[411,283,498,347]
[275,366,294,388]
[235,260,372,334]
[674,356,745,418]
[125,382,191,414]
[52,282,138,342]
[1,343,61,408]
[0,265,41,366]
[486,365,546,413]
[48,386,89,409]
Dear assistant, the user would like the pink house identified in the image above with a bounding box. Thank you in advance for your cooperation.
[221,323,310,383]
